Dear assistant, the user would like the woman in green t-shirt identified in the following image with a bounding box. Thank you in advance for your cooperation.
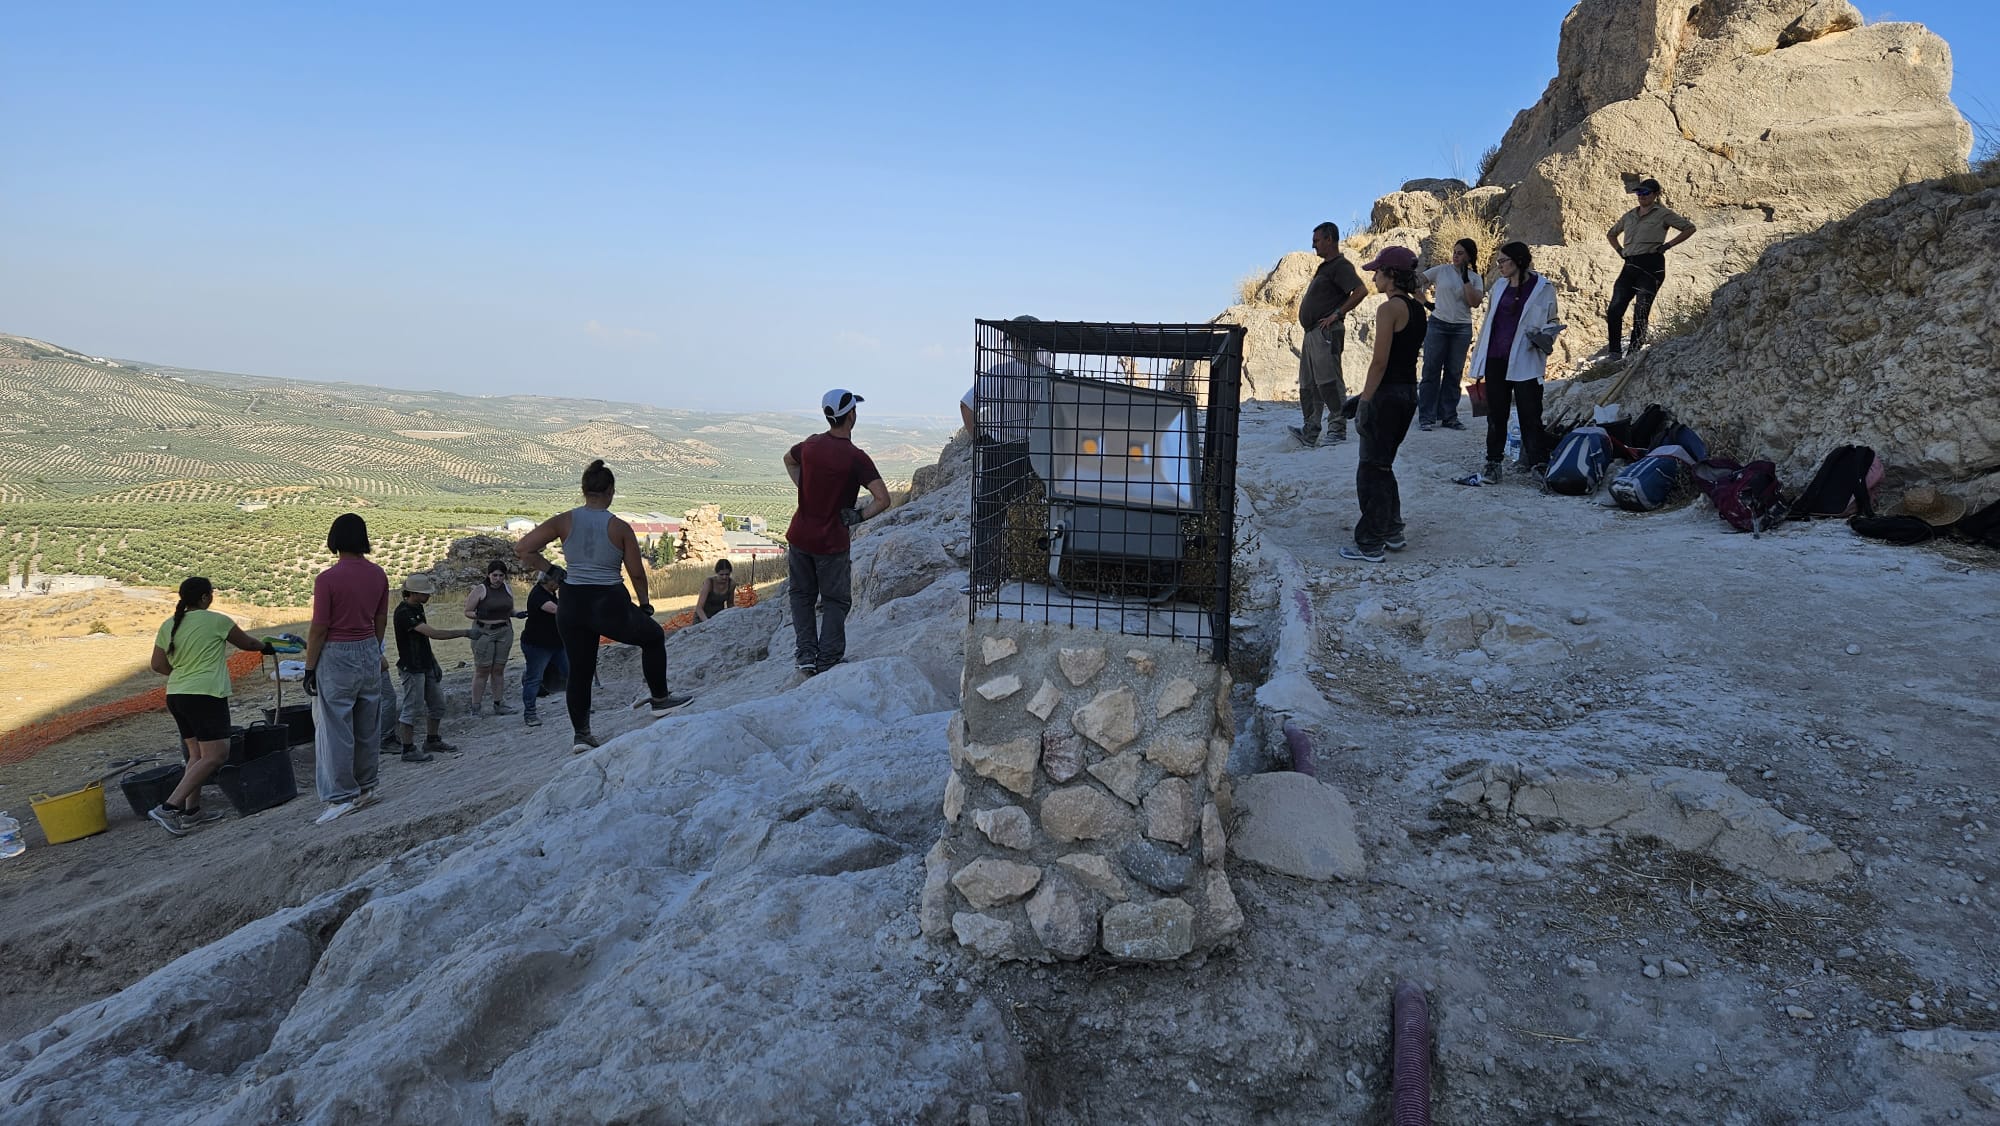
[146,576,273,837]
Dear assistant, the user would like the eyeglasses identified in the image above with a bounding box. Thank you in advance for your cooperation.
[1636,190,1657,197]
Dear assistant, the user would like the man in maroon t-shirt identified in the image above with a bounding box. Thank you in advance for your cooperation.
[783,389,889,675]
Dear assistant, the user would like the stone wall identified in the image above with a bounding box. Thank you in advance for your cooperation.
[922,623,1240,962]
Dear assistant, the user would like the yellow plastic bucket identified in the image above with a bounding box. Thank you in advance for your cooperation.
[30,782,109,845]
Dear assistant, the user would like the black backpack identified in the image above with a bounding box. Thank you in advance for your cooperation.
[1601,404,1675,460]
[1793,445,1881,519]
[1849,515,1935,545]
[1957,498,2000,548]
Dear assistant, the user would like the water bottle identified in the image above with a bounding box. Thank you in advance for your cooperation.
[1505,420,1522,465]
[0,812,24,859]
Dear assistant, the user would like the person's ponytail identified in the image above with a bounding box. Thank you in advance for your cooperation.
[1454,238,1478,287]
[168,576,213,657]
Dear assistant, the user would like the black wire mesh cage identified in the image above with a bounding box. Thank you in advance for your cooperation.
[966,318,1244,662]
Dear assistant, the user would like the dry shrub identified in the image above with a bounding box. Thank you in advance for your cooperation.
[1235,271,1265,307]
[1476,144,1501,183]
[1421,197,1507,268]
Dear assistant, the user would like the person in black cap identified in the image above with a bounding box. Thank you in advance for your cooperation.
[1604,177,1697,359]
[1342,245,1427,562]
[783,389,890,675]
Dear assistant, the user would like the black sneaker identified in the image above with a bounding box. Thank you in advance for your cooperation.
[401,745,434,763]
[1339,544,1386,563]
[524,711,543,727]
[796,662,819,676]
[148,804,191,837]
[572,730,601,754]
[648,693,694,717]
[814,658,844,675]
[185,805,228,826]
[1384,536,1408,552]
[1440,417,1466,431]
[1324,429,1348,444]
[425,738,462,756]
[1419,420,1435,432]
[1286,425,1318,448]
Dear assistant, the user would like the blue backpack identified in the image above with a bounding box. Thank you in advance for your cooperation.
[1543,426,1612,495]
[1610,445,1696,511]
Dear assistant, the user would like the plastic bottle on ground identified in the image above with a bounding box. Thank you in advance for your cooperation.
[1506,420,1522,464]
[0,813,24,859]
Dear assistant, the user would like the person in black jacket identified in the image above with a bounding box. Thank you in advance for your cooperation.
[518,565,569,727]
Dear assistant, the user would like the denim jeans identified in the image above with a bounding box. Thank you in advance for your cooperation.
[520,642,569,715]
[1354,385,1417,551]
[788,548,853,669]
[312,638,383,805]
[1418,319,1472,424]
[1296,325,1347,441]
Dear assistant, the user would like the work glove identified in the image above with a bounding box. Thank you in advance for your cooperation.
[839,506,866,528]
[1341,395,1362,421]
[638,602,656,617]
[260,640,277,656]
[303,669,319,697]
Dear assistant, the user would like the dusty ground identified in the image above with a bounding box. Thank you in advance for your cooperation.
[0,582,772,1045]
[2,408,1997,1121]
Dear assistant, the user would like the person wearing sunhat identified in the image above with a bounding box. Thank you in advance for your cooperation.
[1604,176,1696,359]
[393,572,474,761]
[783,389,890,675]
[1341,245,1428,563]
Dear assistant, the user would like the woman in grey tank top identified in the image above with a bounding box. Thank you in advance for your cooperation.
[514,459,691,751]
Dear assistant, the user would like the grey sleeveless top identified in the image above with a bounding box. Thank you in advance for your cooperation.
[562,506,624,586]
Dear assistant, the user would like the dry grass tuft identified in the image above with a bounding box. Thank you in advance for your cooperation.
[1477,144,1501,183]
[1421,197,1508,269]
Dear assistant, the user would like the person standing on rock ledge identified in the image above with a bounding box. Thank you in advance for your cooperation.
[1604,177,1696,360]
[784,389,889,676]
[515,459,692,754]
[1289,221,1369,448]
[1342,245,1428,563]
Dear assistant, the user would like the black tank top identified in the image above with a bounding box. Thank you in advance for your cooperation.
[701,578,733,618]
[1385,294,1426,385]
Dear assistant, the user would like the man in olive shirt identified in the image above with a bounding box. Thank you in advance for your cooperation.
[1604,177,1697,359]
[1290,221,1369,447]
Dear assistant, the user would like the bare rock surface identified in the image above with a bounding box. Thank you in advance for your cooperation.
[1229,772,1366,882]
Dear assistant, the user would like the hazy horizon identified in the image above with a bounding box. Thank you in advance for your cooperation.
[4,1,1992,417]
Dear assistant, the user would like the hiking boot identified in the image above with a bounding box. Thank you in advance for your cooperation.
[1339,544,1386,563]
[648,693,694,717]
[1440,417,1466,431]
[352,789,378,811]
[1324,427,1347,444]
[524,711,543,727]
[425,738,462,756]
[1286,425,1317,448]
[401,744,434,763]
[184,805,228,826]
[814,658,843,675]
[1384,535,1408,552]
[796,662,819,676]
[1418,420,1435,432]
[147,804,191,838]
[490,701,517,716]
[1484,461,1503,483]
[572,730,601,754]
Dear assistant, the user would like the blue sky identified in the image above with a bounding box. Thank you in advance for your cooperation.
[4,1,1993,416]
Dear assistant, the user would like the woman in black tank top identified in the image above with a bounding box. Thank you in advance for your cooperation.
[1343,245,1429,562]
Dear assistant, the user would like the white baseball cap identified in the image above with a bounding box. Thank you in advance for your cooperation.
[822,389,864,421]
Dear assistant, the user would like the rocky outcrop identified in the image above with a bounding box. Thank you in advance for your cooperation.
[1219,0,1973,396]
[1551,173,2000,498]
[678,502,729,562]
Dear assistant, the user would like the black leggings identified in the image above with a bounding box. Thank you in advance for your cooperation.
[556,583,667,734]
[1606,252,1666,352]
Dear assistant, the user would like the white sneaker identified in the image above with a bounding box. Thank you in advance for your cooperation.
[315,802,356,825]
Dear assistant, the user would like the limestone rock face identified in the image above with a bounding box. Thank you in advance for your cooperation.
[1229,772,1366,882]
[854,528,955,611]
[1483,0,1971,365]
[1218,0,1974,391]
[1551,176,2000,495]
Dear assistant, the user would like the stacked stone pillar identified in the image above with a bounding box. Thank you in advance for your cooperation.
[922,621,1240,961]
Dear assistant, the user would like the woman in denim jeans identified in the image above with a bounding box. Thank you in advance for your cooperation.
[1418,238,1484,430]
[302,513,390,825]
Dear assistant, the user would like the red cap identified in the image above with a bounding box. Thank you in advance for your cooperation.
[1361,245,1418,272]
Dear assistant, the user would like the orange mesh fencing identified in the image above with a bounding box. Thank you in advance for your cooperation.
[0,650,270,767]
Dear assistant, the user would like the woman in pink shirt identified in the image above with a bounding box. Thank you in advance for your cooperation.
[302,513,390,824]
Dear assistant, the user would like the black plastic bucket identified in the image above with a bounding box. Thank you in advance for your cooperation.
[120,763,185,819]
[216,751,299,815]
[264,704,314,745]
[239,721,289,763]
